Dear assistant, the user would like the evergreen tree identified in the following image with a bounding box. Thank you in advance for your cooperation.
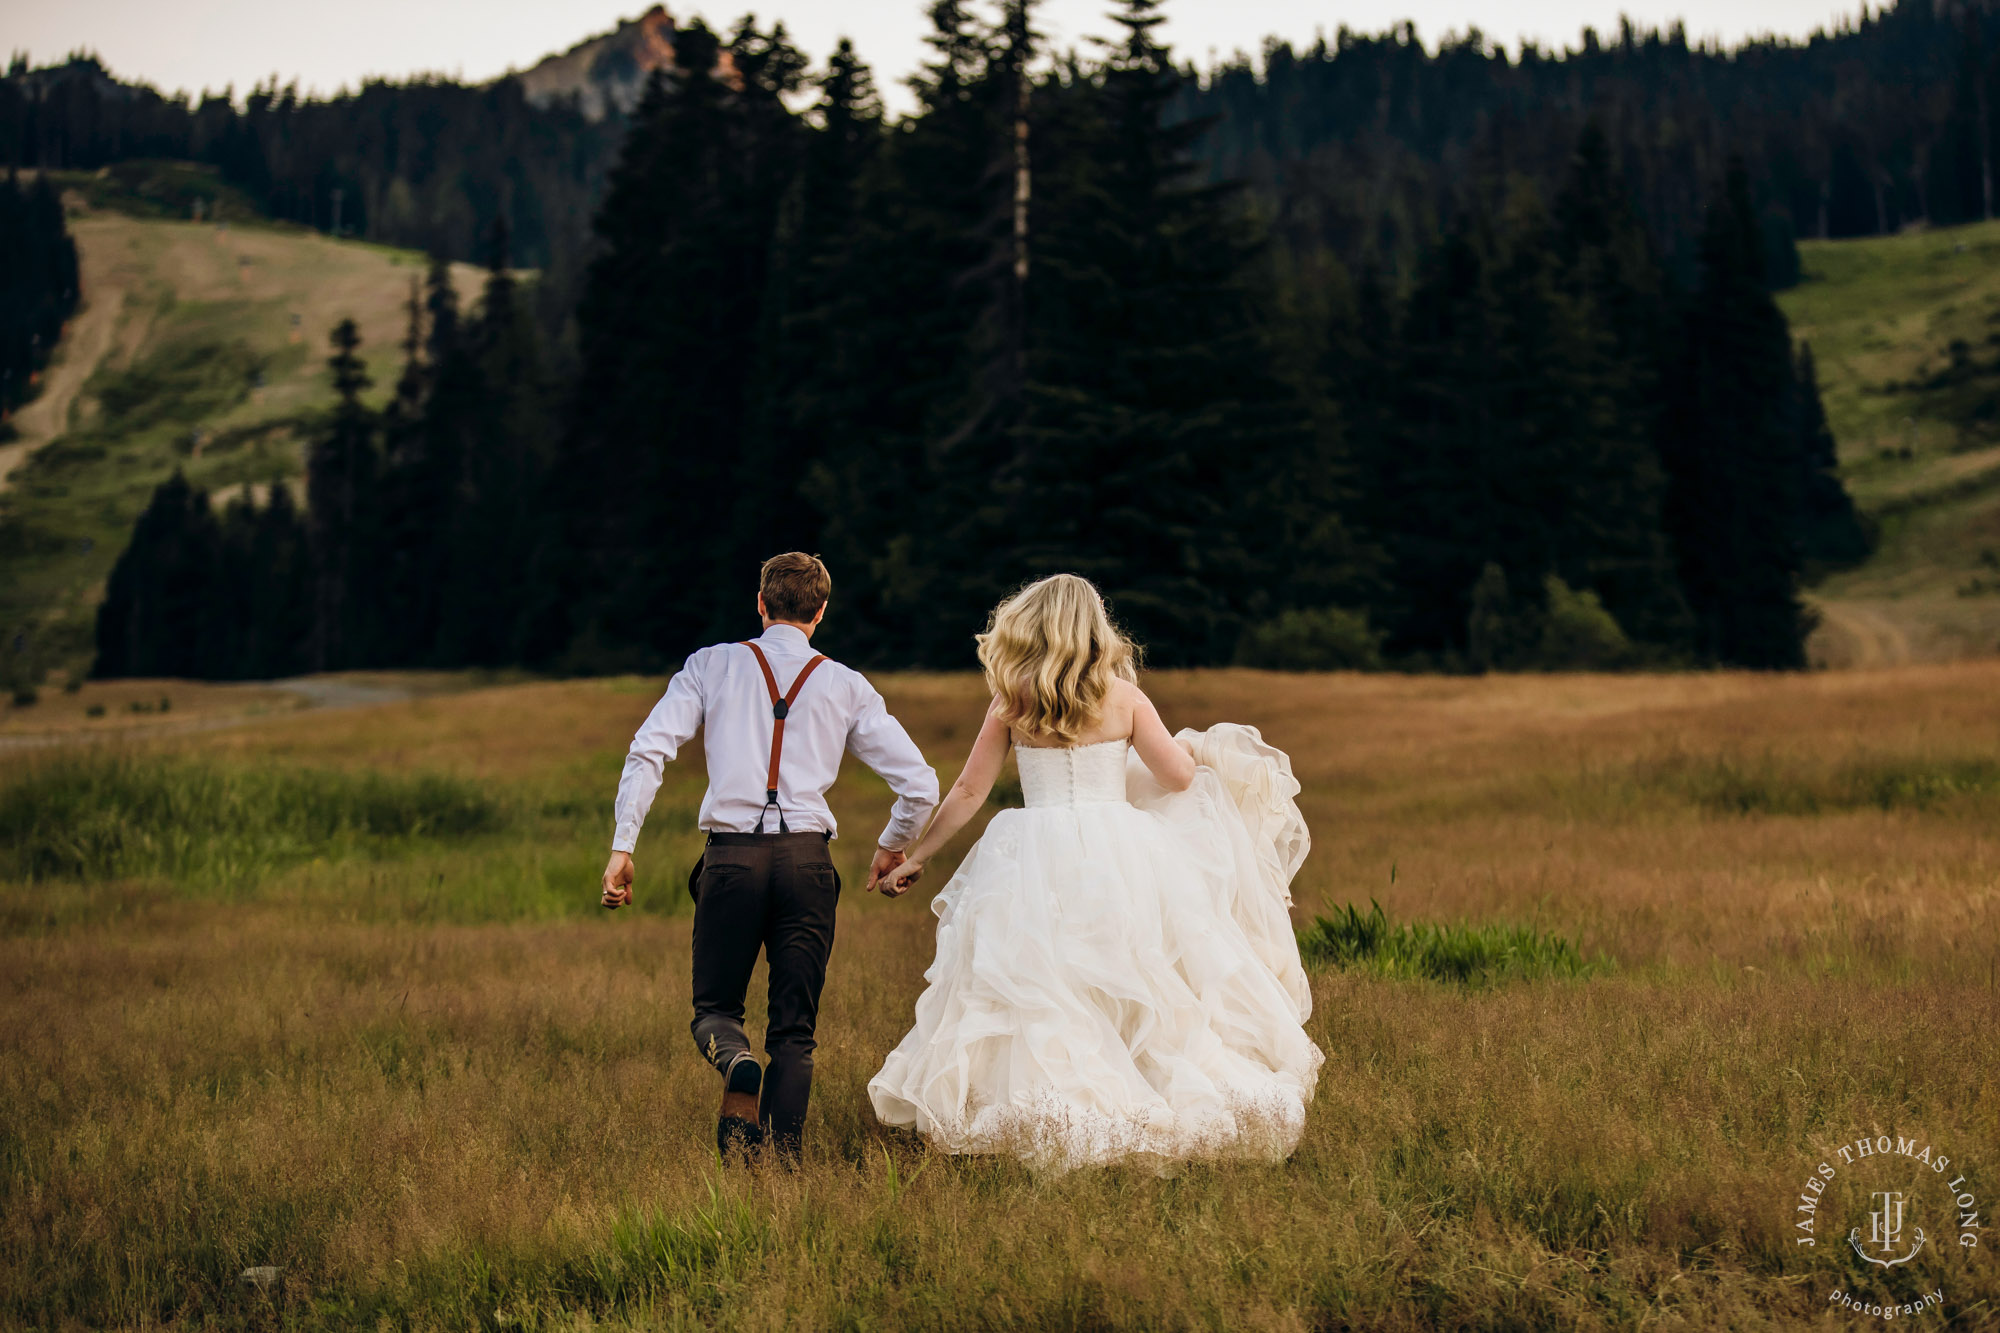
[387,254,482,663]
[973,0,1339,664]
[307,318,381,670]
[211,485,259,677]
[247,479,311,677]
[1658,159,1814,668]
[1790,340,1872,573]
[94,471,220,679]
[1547,124,1693,649]
[557,19,809,666]
[376,275,430,662]
[436,218,552,665]
[0,170,79,420]
[796,4,1008,664]
[1369,219,1506,655]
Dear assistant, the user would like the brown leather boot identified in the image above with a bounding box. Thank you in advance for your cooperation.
[716,1053,764,1158]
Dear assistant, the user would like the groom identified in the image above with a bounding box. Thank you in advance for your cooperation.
[600,553,939,1160]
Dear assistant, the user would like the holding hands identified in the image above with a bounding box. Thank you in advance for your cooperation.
[873,852,925,898]
[868,845,922,897]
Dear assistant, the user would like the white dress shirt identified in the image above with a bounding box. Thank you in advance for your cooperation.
[612,624,939,853]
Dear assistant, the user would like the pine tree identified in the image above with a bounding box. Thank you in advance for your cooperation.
[1791,340,1872,573]
[391,255,482,663]
[1370,219,1506,655]
[307,318,381,670]
[436,218,551,665]
[795,4,1008,664]
[935,0,1338,665]
[719,20,824,612]
[0,171,80,419]
[376,275,430,662]
[894,1,1046,664]
[248,478,311,677]
[559,19,809,666]
[93,471,220,678]
[1547,125,1693,650]
[211,485,259,678]
[1658,159,1814,668]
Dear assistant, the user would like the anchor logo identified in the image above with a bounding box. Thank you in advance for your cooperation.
[1849,1191,1927,1268]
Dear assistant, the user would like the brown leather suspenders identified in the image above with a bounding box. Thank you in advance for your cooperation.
[741,641,828,834]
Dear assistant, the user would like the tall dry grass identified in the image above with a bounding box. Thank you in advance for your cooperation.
[3,665,1998,1328]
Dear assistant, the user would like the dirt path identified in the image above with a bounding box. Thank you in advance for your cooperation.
[1808,600,1916,668]
[0,212,131,492]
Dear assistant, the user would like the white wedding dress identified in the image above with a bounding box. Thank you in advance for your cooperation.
[868,724,1324,1173]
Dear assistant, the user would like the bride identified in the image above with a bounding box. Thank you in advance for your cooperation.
[868,574,1324,1172]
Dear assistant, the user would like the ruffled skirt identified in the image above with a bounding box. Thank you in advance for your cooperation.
[867,725,1323,1173]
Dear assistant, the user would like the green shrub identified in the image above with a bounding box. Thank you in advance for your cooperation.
[1467,563,1633,671]
[1297,900,1605,984]
[1466,562,1528,671]
[1236,606,1384,671]
[0,753,504,885]
[1537,574,1633,669]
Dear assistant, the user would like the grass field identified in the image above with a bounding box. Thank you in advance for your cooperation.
[3,665,1996,1329]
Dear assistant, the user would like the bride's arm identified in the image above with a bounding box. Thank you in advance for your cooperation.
[1128,683,1196,792]
[875,701,1011,897]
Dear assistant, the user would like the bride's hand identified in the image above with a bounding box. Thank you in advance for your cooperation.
[875,857,925,898]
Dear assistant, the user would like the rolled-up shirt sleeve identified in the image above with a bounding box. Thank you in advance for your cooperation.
[845,678,939,850]
[611,654,709,853]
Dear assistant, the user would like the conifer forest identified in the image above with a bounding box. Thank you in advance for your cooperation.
[4,0,1992,676]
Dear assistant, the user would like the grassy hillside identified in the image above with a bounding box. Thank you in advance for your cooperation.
[1781,219,2000,665]
[0,173,480,690]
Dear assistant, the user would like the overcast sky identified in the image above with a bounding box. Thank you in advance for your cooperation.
[12,0,1867,115]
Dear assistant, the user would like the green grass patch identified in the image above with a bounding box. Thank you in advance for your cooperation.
[0,752,503,887]
[89,336,265,439]
[1635,752,2000,815]
[1296,900,1605,984]
[1782,218,2000,469]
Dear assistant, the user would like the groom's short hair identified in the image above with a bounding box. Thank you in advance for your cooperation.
[760,552,832,623]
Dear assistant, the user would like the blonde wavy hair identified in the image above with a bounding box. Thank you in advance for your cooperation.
[976,574,1139,744]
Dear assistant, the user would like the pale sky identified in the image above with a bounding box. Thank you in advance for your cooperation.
[8,0,1867,115]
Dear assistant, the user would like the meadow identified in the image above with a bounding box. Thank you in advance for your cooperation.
[1781,220,2000,667]
[3,665,1998,1330]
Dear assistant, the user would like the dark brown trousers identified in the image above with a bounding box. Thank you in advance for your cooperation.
[688,831,841,1154]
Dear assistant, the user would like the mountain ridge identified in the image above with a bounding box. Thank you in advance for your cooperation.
[511,5,739,121]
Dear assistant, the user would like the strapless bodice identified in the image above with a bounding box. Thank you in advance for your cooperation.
[1014,739,1130,809]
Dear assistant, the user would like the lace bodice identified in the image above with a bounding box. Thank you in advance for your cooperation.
[1014,739,1131,809]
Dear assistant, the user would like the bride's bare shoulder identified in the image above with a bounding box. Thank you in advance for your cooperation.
[1106,676,1149,716]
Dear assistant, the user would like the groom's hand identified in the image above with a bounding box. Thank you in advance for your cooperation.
[875,856,925,898]
[866,845,911,893]
[601,851,634,909]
